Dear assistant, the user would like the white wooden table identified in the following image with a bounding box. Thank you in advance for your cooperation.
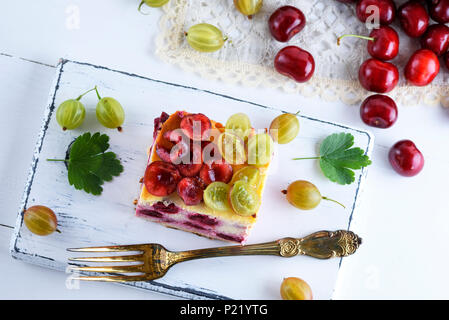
[1,0,449,299]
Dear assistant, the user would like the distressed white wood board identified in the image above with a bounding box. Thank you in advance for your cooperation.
[10,60,373,300]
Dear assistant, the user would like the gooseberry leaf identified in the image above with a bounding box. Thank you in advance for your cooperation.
[319,133,371,185]
[66,132,123,195]
[293,132,372,185]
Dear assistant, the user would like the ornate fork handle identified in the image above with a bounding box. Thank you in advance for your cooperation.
[170,230,362,264]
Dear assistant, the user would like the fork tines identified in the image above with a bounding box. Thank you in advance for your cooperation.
[67,244,147,282]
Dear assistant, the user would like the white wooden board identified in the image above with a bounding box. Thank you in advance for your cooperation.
[10,60,373,300]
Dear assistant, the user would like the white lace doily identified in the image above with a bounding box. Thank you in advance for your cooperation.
[156,0,449,107]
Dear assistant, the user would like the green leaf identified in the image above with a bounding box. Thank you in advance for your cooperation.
[66,132,123,195]
[294,132,372,185]
[319,133,371,185]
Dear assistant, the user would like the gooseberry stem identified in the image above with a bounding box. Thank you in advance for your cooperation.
[292,156,321,160]
[75,87,97,101]
[322,196,346,209]
[94,85,102,100]
[138,1,148,15]
[337,34,375,46]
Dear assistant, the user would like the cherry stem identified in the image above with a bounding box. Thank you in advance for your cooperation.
[322,196,346,209]
[292,156,321,160]
[75,87,97,101]
[56,228,62,234]
[94,85,101,100]
[46,159,67,162]
[337,34,375,46]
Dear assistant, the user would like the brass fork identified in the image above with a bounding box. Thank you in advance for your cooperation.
[68,230,361,282]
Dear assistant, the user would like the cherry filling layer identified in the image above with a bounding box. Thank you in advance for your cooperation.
[136,202,250,244]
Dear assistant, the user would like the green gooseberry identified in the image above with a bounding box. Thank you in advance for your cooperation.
[55,87,96,131]
[95,87,125,131]
[186,23,227,53]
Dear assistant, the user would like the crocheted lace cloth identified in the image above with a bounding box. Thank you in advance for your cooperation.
[155,0,449,107]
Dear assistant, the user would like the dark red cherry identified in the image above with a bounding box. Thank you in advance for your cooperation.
[177,142,203,177]
[388,140,424,177]
[444,51,449,69]
[356,0,396,25]
[268,6,306,42]
[404,49,440,86]
[199,162,233,185]
[177,177,203,205]
[358,58,399,93]
[274,46,315,83]
[428,0,449,24]
[420,24,449,56]
[180,113,211,141]
[398,1,429,38]
[360,94,398,128]
[201,141,221,164]
[337,26,399,60]
[144,161,181,196]
[367,26,399,60]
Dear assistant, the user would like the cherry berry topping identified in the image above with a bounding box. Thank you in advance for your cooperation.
[144,161,181,196]
[177,142,203,177]
[199,162,233,186]
[274,46,315,83]
[358,58,399,93]
[177,177,204,205]
[360,94,398,128]
[388,140,424,177]
[180,113,211,141]
[268,6,306,42]
[404,49,440,86]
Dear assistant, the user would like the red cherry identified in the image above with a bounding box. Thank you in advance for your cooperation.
[337,26,399,61]
[163,129,184,143]
[388,140,424,177]
[155,144,172,163]
[359,58,399,93]
[398,1,429,38]
[177,177,204,205]
[420,24,449,56]
[428,0,449,24]
[360,94,398,128]
[144,161,181,196]
[177,142,203,177]
[269,6,306,43]
[274,46,315,83]
[444,51,449,69]
[199,162,233,186]
[356,0,396,25]
[180,113,211,141]
[404,49,440,86]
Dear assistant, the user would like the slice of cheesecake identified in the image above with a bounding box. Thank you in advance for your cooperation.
[136,111,271,244]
